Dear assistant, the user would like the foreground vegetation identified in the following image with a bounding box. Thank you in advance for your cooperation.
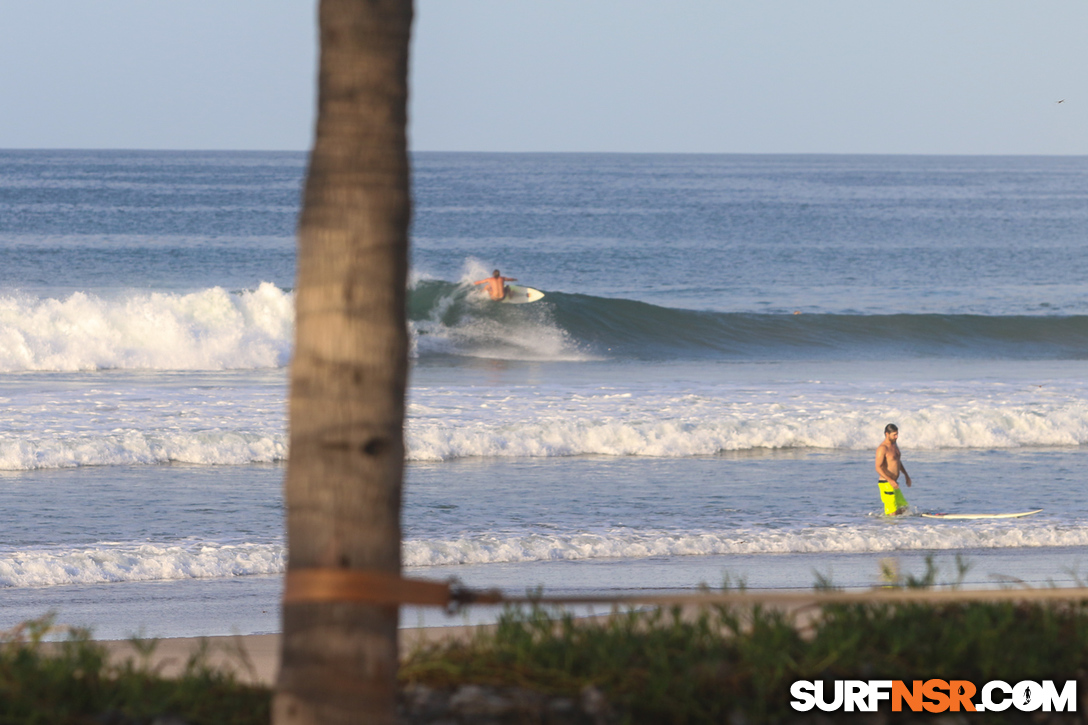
[402,562,1088,723]
[0,617,269,725]
[5,561,1088,723]
[402,600,1088,722]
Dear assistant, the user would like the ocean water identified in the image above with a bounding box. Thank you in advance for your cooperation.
[2,150,1088,639]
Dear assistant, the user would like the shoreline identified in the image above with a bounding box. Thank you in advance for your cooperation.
[92,577,1088,688]
[94,624,497,688]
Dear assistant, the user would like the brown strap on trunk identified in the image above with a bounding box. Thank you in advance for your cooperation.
[283,568,503,607]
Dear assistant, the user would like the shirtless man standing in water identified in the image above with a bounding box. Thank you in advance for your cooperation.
[875,423,913,515]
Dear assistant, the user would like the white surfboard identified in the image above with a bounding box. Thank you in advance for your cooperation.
[500,285,544,304]
[921,509,1042,520]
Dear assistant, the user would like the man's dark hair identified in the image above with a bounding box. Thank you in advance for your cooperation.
[884,423,898,435]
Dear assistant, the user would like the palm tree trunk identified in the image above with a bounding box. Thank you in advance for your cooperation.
[274,1,413,722]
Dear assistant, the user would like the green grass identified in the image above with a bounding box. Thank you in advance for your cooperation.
[0,616,270,725]
[401,559,1088,723]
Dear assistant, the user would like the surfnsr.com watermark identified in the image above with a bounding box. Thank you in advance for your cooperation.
[790,680,1077,713]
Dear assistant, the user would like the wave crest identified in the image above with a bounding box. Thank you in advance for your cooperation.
[409,280,1088,361]
[0,283,293,371]
[0,541,285,588]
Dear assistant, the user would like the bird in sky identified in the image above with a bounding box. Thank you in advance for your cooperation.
[1057,99,1065,104]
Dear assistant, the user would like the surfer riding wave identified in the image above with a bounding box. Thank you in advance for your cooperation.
[474,269,517,301]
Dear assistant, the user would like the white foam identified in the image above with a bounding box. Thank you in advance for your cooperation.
[2,375,1086,470]
[413,314,591,362]
[0,283,293,371]
[0,432,287,470]
[3,521,1084,588]
[457,258,495,286]
[408,258,595,362]
[0,541,285,588]
[403,523,1088,567]
[405,386,1088,460]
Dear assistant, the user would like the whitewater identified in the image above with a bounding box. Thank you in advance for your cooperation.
[3,149,1088,639]
[0,283,293,371]
[5,518,1088,590]
[2,278,1086,472]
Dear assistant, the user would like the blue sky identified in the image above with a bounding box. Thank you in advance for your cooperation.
[1,0,1085,154]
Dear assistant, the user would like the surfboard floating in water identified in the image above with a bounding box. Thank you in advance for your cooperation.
[500,285,544,304]
[921,509,1042,520]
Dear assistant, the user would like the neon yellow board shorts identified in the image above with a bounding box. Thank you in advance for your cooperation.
[878,481,909,516]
